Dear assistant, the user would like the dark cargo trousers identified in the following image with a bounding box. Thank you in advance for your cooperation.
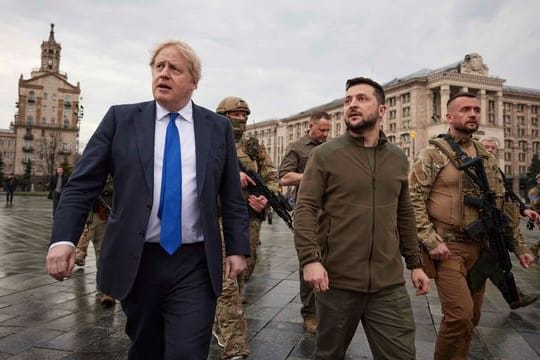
[315,284,416,360]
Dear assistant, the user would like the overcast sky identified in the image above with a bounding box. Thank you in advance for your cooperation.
[1,0,539,148]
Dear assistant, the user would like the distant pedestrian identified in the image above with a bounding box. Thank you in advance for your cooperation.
[48,167,67,216]
[4,173,17,205]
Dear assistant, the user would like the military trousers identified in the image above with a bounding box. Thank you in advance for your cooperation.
[75,215,107,264]
[315,284,416,360]
[215,235,249,359]
[238,217,261,290]
[434,241,485,360]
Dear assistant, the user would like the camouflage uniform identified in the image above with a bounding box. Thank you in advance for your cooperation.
[409,135,505,359]
[214,232,250,359]
[237,137,279,285]
[214,137,277,359]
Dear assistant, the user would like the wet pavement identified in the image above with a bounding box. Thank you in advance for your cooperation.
[0,195,538,359]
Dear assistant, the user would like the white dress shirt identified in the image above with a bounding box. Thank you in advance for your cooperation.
[145,101,203,244]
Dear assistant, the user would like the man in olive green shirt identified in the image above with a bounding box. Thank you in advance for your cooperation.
[278,111,331,334]
[294,77,429,359]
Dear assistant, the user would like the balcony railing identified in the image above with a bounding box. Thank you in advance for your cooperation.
[22,145,34,152]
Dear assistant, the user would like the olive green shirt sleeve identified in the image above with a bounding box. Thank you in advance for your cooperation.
[408,148,445,250]
[293,149,325,267]
[397,177,423,269]
[278,145,300,179]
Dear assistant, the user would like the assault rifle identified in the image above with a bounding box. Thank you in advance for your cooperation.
[238,162,294,230]
[459,156,520,304]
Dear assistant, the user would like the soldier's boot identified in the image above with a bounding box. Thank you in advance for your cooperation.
[510,288,538,310]
[100,293,115,307]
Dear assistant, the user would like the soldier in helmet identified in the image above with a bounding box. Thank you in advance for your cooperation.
[213,96,278,359]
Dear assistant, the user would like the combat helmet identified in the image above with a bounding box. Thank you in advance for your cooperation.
[216,96,251,115]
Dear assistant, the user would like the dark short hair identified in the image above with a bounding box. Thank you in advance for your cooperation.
[310,111,331,123]
[447,92,478,108]
[345,77,385,105]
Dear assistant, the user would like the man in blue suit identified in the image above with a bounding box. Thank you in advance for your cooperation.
[46,40,250,360]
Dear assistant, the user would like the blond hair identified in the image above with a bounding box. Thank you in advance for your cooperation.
[149,40,202,83]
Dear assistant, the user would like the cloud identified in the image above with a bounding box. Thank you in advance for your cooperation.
[0,0,538,147]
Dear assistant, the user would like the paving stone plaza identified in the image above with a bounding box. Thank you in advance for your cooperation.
[0,195,538,359]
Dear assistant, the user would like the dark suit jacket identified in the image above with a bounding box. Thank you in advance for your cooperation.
[50,101,250,299]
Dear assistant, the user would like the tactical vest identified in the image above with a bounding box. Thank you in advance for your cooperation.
[427,136,503,241]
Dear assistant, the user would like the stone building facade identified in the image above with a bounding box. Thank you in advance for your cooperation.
[246,53,540,196]
[0,24,82,191]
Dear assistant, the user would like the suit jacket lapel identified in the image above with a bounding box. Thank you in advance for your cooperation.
[133,101,156,192]
[193,103,213,197]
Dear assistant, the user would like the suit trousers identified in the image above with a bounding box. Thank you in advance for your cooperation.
[434,242,485,360]
[315,284,416,360]
[121,242,216,360]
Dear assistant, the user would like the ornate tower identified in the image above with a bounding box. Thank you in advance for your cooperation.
[40,23,62,73]
[13,24,81,190]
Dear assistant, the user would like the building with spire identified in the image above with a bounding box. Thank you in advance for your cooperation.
[0,24,82,191]
[247,53,540,197]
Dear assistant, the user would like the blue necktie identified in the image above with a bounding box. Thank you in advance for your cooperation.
[158,112,182,255]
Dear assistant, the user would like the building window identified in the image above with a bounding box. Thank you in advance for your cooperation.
[519,166,527,175]
[402,120,410,129]
[389,123,396,132]
[532,130,539,137]
[532,105,538,114]
[503,115,511,124]
[505,152,512,161]
[533,142,540,153]
[400,133,411,143]
[488,100,495,112]
[64,117,70,128]
[518,128,525,137]
[27,104,34,112]
[43,92,48,100]
[504,128,510,136]
[488,114,495,123]
[517,104,525,112]
[387,97,396,106]
[52,106,56,114]
[336,122,341,134]
[505,140,512,148]
[518,116,525,125]
[402,107,410,117]
[389,110,396,120]
[28,91,35,103]
[388,136,396,144]
[42,117,47,124]
[505,165,512,175]
[26,115,34,125]
[519,153,525,162]
[402,93,410,103]
[504,103,512,112]
[519,141,527,150]
[532,118,538,126]
[52,94,57,101]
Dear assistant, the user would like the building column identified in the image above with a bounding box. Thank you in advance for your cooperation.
[426,89,434,124]
[496,90,504,127]
[440,85,450,120]
[479,89,487,125]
